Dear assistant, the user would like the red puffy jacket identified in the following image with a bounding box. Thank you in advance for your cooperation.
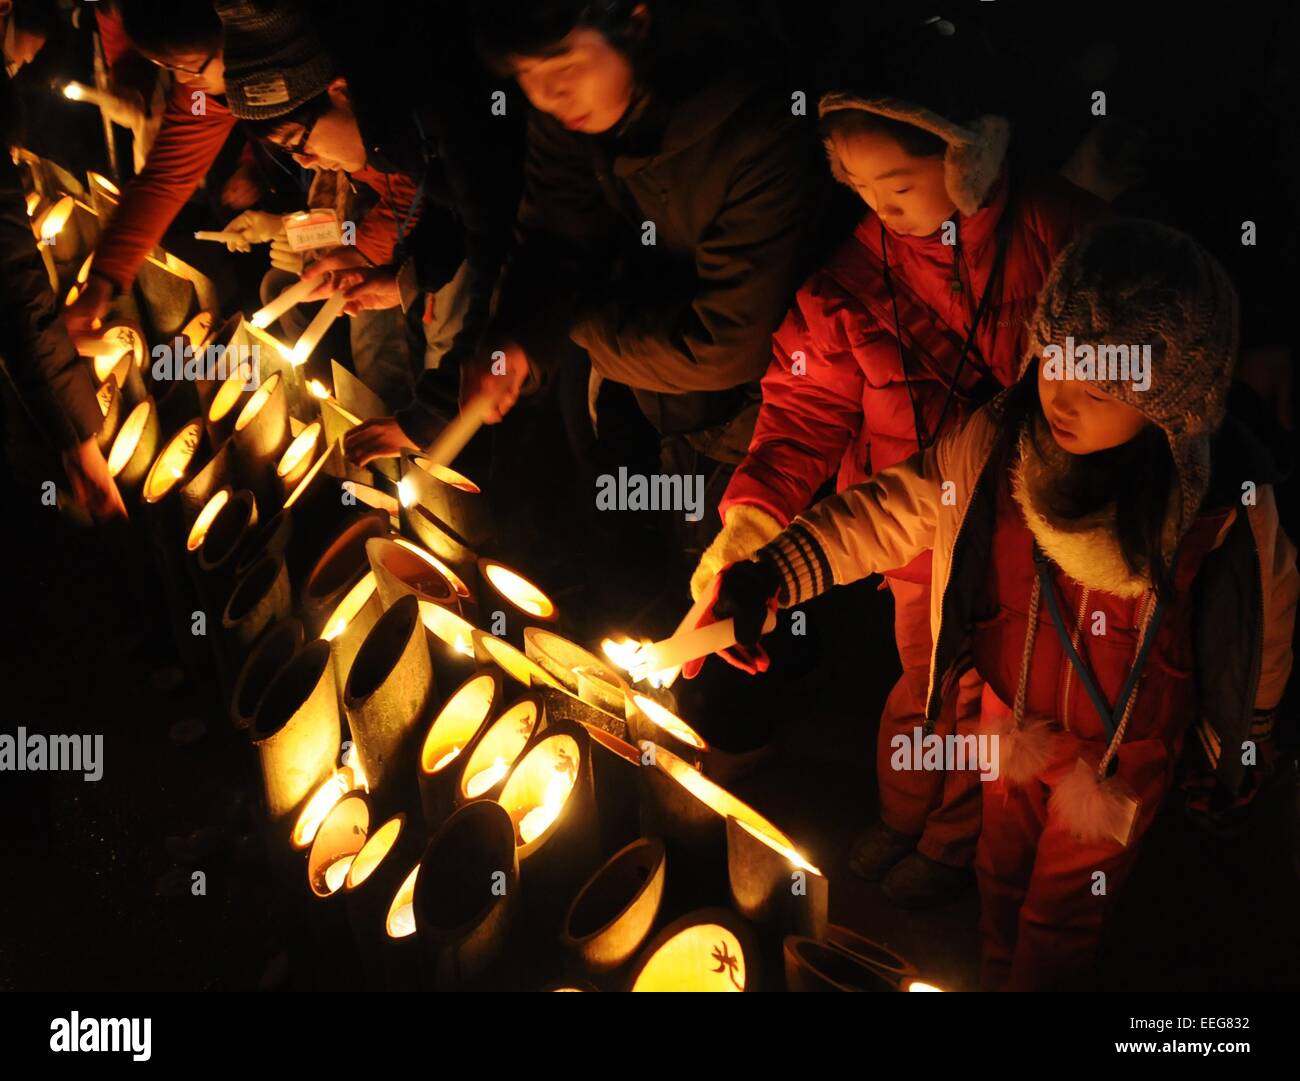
[721,169,1102,580]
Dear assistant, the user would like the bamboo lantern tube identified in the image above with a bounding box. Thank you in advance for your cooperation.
[638,741,801,858]
[106,397,160,495]
[319,570,383,714]
[94,375,122,455]
[471,630,565,693]
[401,502,479,596]
[306,793,371,899]
[392,536,471,602]
[92,347,146,407]
[366,536,459,615]
[141,419,205,534]
[497,720,600,932]
[154,374,202,438]
[343,595,435,818]
[84,321,147,402]
[196,488,258,579]
[231,616,303,732]
[413,800,520,991]
[782,937,908,992]
[300,510,388,638]
[204,361,254,446]
[178,442,233,538]
[181,310,215,353]
[340,810,427,990]
[419,601,478,690]
[232,371,291,516]
[222,554,292,657]
[399,453,489,548]
[625,693,710,770]
[290,747,365,852]
[561,838,666,984]
[377,861,425,989]
[454,692,544,809]
[185,487,232,555]
[628,908,759,992]
[192,314,242,412]
[522,629,629,738]
[275,420,320,498]
[233,508,294,581]
[251,640,342,849]
[824,924,928,988]
[726,817,827,942]
[476,559,559,646]
[416,670,502,829]
[581,724,643,857]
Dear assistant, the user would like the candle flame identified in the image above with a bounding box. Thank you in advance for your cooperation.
[397,476,415,508]
[906,980,944,992]
[63,82,84,100]
[431,745,462,772]
[464,756,508,798]
[307,379,330,399]
[291,768,357,849]
[518,768,571,845]
[602,636,671,688]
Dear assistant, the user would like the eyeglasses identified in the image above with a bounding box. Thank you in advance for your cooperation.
[276,113,320,158]
[147,52,216,78]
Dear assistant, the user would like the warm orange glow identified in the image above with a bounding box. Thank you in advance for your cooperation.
[65,284,79,307]
[386,865,419,938]
[323,857,355,893]
[632,924,747,992]
[481,562,555,619]
[474,631,564,689]
[142,421,202,504]
[88,171,120,197]
[397,476,415,508]
[308,794,370,898]
[347,482,399,517]
[181,311,213,351]
[321,572,377,642]
[95,378,115,417]
[187,489,230,552]
[411,455,481,493]
[276,421,320,479]
[208,366,249,423]
[602,635,672,688]
[307,378,331,400]
[906,980,944,992]
[631,694,707,750]
[291,767,358,849]
[234,371,280,432]
[75,254,94,285]
[346,816,402,889]
[647,743,797,851]
[107,401,151,477]
[24,191,40,217]
[421,602,477,657]
[459,699,539,800]
[499,734,580,849]
[35,195,73,242]
[282,441,333,509]
[92,350,129,385]
[733,817,822,876]
[392,537,470,597]
[419,673,496,775]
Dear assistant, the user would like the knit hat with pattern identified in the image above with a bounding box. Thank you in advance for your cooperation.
[215,0,336,120]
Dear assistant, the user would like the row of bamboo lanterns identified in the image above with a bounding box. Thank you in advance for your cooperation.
[45,235,940,990]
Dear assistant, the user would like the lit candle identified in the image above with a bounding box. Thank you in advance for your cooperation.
[518,770,571,845]
[62,81,115,108]
[193,229,247,244]
[248,276,318,330]
[323,856,355,894]
[431,745,462,772]
[629,609,777,684]
[290,292,346,365]
[464,757,508,799]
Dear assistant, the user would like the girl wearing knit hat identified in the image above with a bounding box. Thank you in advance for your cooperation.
[693,16,1103,906]
[690,219,1298,989]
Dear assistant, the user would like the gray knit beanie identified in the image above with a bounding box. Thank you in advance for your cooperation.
[215,0,337,120]
[1020,218,1241,541]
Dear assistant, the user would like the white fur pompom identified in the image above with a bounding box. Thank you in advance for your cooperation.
[984,712,1063,787]
[1049,758,1139,846]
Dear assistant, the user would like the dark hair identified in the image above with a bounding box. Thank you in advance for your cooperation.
[11,0,58,37]
[989,369,1177,600]
[243,88,334,142]
[819,108,948,160]
[118,0,222,57]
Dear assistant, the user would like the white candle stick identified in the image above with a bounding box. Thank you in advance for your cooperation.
[629,609,777,683]
[193,229,246,244]
[74,335,129,360]
[62,81,115,109]
[290,292,346,366]
[248,276,318,330]
[423,394,492,467]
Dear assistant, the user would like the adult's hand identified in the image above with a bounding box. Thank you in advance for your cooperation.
[344,417,418,468]
[681,557,782,679]
[336,266,401,314]
[61,437,128,522]
[300,248,370,302]
[222,209,283,252]
[220,164,263,211]
[460,341,530,423]
[61,274,113,337]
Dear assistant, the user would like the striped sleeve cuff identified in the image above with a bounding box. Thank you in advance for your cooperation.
[758,520,834,607]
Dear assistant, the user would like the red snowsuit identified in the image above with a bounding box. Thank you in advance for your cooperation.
[722,171,1102,866]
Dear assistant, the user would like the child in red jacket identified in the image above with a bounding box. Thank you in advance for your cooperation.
[695,219,1298,988]
[693,63,1101,905]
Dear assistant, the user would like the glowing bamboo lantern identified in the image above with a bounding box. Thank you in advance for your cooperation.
[300,510,388,638]
[726,817,827,941]
[413,799,519,990]
[204,359,255,447]
[401,502,479,596]
[523,628,630,738]
[455,693,544,807]
[291,746,366,851]
[276,421,320,498]
[628,909,759,992]
[196,488,258,578]
[231,616,303,731]
[638,741,798,855]
[306,793,371,898]
[416,671,502,828]
[320,570,383,711]
[580,724,643,856]
[106,398,160,493]
[222,555,291,654]
[32,193,73,245]
[232,371,291,517]
[476,559,559,646]
[343,595,436,817]
[561,838,666,981]
[625,692,709,768]
[471,629,565,692]
[141,420,204,512]
[178,441,233,539]
[340,811,428,990]
[400,453,488,548]
[251,640,342,848]
[181,310,215,353]
[91,347,146,407]
[498,721,599,930]
[366,536,459,618]
[186,487,231,554]
[419,599,478,688]
[94,375,122,455]
[782,937,905,992]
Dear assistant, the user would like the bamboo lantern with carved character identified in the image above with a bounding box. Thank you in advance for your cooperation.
[344,595,435,819]
[106,397,160,495]
[413,799,519,990]
[628,908,759,992]
[416,670,502,829]
[232,371,291,517]
[454,692,544,810]
[306,792,371,899]
[561,837,666,985]
[94,375,122,455]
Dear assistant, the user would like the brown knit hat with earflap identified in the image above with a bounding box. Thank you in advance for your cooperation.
[1020,218,1240,542]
